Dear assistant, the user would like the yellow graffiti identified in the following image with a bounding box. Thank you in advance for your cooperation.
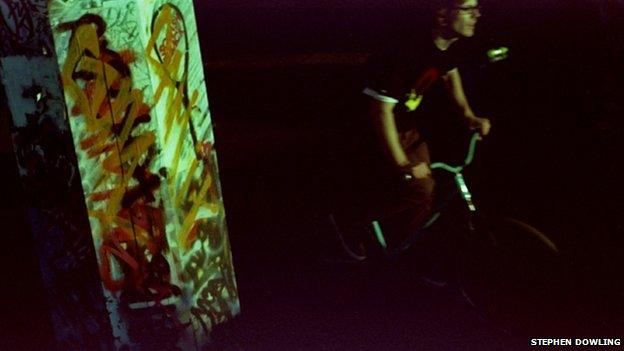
[146,4,219,253]
[177,159,199,206]
[178,171,212,250]
[147,5,238,330]
[60,16,170,293]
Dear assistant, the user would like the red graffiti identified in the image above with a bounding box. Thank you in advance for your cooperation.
[59,14,179,303]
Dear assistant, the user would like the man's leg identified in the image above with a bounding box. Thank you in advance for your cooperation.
[374,139,435,248]
[341,130,434,253]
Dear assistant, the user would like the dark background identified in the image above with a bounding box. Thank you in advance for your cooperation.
[3,0,624,349]
[198,0,624,349]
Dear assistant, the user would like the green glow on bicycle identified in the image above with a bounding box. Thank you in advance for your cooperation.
[372,220,388,250]
[430,133,481,212]
[455,174,477,212]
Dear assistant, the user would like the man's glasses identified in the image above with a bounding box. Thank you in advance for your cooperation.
[454,5,482,15]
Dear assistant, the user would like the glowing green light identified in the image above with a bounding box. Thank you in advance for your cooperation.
[455,173,477,212]
[487,46,509,62]
[371,220,388,250]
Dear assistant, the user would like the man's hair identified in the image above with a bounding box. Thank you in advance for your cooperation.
[394,0,466,31]
[419,0,461,28]
[431,0,464,13]
[436,0,459,7]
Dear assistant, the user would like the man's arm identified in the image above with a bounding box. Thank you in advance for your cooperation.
[369,99,409,168]
[369,98,431,179]
[444,68,491,135]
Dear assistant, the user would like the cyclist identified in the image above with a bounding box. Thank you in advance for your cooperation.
[360,0,491,250]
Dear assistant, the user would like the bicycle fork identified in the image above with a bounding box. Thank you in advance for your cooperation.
[456,173,499,246]
[454,172,476,213]
[455,172,485,241]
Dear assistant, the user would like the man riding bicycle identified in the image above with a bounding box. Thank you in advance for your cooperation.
[360,0,491,250]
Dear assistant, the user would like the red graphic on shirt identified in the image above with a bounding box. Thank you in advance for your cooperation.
[405,67,441,111]
[413,67,440,93]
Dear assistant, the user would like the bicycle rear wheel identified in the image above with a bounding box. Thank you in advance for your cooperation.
[459,216,566,334]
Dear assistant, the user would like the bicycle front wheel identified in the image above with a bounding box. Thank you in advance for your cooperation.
[459,216,566,334]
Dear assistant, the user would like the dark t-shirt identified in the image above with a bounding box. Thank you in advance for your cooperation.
[364,35,461,134]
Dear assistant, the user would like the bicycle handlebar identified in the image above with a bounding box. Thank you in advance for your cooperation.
[430,132,481,174]
[401,132,481,181]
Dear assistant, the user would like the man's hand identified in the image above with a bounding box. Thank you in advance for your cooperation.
[401,162,431,180]
[411,162,432,179]
[465,116,491,136]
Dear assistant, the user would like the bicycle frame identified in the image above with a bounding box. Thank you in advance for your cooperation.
[372,132,483,254]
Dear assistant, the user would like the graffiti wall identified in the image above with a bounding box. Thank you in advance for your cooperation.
[1,0,238,349]
[49,0,239,348]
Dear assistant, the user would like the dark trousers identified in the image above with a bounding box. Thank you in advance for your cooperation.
[351,129,435,247]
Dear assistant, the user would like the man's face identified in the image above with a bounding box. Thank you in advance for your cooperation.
[448,0,481,38]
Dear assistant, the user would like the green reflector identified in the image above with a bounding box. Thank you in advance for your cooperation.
[371,220,387,249]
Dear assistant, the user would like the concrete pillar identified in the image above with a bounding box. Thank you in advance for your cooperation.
[0,0,239,349]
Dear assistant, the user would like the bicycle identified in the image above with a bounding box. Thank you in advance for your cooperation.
[326,132,565,333]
